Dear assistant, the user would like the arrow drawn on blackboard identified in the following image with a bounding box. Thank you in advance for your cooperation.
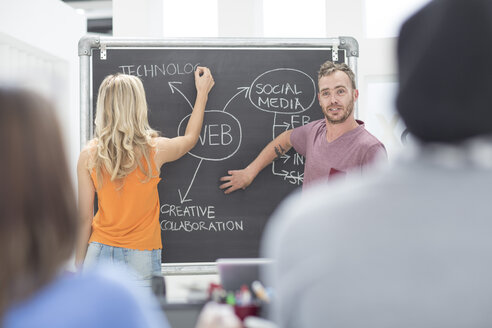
[272,113,291,139]
[223,87,249,112]
[271,163,303,185]
[270,112,302,184]
[280,153,291,163]
[178,158,203,204]
[272,122,290,139]
[168,81,193,110]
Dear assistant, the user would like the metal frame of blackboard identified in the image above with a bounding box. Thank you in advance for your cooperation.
[78,36,359,275]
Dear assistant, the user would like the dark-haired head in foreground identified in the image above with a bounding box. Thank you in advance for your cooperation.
[0,87,77,317]
[397,0,492,143]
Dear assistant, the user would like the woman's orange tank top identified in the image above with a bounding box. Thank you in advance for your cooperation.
[89,152,162,250]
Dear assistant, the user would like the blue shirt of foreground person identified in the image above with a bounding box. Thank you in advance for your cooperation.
[4,264,170,328]
[261,0,492,327]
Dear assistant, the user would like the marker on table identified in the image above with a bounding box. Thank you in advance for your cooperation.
[238,284,252,306]
[251,280,270,303]
[226,291,236,306]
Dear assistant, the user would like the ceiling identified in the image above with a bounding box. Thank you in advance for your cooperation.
[62,0,113,35]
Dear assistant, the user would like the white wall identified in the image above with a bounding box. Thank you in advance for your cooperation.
[0,0,86,183]
[218,0,263,37]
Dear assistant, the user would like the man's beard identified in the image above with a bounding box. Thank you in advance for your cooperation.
[323,100,354,124]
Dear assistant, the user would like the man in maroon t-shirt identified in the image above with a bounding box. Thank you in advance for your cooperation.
[219,61,386,193]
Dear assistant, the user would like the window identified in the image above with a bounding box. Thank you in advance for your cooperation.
[364,0,430,38]
[263,0,325,38]
[363,79,407,159]
[163,0,218,37]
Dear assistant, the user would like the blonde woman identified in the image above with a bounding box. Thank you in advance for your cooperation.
[75,67,214,287]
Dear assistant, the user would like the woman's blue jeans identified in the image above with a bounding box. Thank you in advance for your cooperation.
[84,242,162,288]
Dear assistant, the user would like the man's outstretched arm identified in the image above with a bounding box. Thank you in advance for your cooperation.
[219,129,293,194]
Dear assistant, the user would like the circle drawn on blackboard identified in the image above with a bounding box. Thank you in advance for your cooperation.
[248,68,316,114]
[178,110,242,161]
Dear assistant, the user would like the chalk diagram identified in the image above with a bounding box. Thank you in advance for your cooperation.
[170,68,317,204]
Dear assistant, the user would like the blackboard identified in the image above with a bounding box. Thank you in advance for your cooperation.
[91,44,345,263]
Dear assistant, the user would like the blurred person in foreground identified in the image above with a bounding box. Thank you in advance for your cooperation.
[0,87,169,328]
[261,0,492,327]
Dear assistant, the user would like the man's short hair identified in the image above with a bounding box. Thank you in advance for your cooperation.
[318,61,357,89]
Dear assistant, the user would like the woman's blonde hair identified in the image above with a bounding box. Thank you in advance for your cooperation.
[92,73,159,187]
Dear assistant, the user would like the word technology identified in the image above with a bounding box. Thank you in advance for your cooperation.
[118,63,200,78]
